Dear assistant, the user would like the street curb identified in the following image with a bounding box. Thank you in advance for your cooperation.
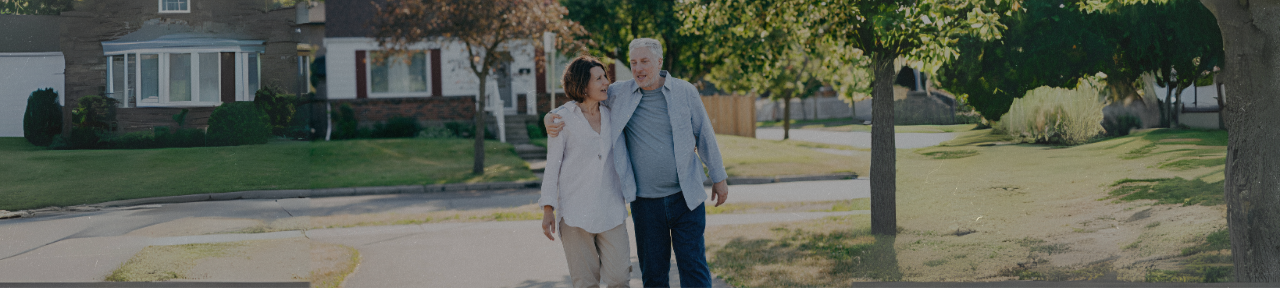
[704,172,859,186]
[6,173,856,219]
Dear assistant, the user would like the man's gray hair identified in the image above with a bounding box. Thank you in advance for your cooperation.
[628,38,663,60]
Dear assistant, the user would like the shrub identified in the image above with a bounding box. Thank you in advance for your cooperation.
[370,116,421,138]
[330,104,359,140]
[71,95,118,131]
[23,88,62,147]
[103,131,157,149]
[207,102,271,146]
[1000,84,1107,145]
[527,124,545,139]
[417,126,455,138]
[254,87,298,136]
[444,121,495,139]
[1103,114,1143,137]
[155,126,206,148]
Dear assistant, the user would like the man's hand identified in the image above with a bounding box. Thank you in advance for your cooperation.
[543,113,565,137]
[711,180,728,207]
[541,206,556,241]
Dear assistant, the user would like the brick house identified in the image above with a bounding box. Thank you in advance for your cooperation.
[320,0,636,143]
[56,0,304,133]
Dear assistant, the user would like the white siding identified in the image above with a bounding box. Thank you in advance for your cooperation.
[323,37,540,100]
[0,53,65,137]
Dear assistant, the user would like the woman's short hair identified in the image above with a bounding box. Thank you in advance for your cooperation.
[561,55,607,103]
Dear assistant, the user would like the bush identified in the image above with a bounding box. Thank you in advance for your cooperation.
[103,131,157,149]
[71,95,118,131]
[417,126,455,138]
[444,121,495,139]
[207,102,271,146]
[527,124,545,139]
[1000,83,1107,145]
[1103,114,1143,137]
[330,104,359,140]
[155,126,206,148]
[23,88,63,147]
[254,87,297,136]
[370,116,421,138]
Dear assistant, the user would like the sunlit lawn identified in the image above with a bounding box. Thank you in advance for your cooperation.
[716,134,868,178]
[0,137,534,211]
[758,119,979,133]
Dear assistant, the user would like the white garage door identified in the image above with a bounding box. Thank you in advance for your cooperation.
[0,52,64,138]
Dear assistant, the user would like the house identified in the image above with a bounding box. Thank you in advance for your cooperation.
[0,15,65,137]
[0,0,307,136]
[320,0,632,144]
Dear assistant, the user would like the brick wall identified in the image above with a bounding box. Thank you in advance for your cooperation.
[331,97,476,126]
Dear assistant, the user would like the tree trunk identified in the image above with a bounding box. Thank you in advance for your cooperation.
[782,93,792,140]
[1200,0,1280,282]
[474,72,488,175]
[870,53,897,236]
[1162,70,1174,128]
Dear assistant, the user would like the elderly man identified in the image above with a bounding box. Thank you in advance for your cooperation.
[544,38,729,287]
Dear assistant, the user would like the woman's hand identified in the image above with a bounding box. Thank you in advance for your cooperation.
[541,206,556,241]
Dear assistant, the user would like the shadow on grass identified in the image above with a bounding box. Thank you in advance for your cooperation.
[711,228,900,286]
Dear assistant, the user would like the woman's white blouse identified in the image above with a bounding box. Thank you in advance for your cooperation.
[537,102,626,234]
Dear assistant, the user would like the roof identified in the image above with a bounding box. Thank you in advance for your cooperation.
[0,15,63,53]
[325,0,384,38]
[102,33,266,54]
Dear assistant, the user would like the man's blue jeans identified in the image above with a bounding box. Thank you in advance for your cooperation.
[631,191,710,287]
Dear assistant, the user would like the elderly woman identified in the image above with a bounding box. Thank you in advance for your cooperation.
[538,55,630,288]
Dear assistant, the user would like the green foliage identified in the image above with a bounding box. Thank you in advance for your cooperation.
[1000,84,1107,145]
[443,122,494,140]
[155,126,207,148]
[172,109,190,128]
[71,95,117,131]
[0,0,74,15]
[330,104,359,140]
[253,87,298,136]
[416,126,455,139]
[1107,177,1223,206]
[207,102,271,146]
[22,88,62,147]
[563,0,716,80]
[370,116,420,139]
[526,123,545,139]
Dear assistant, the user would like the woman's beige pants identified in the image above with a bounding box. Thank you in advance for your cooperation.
[559,220,631,288]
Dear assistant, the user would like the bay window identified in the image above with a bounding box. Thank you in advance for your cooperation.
[105,51,260,107]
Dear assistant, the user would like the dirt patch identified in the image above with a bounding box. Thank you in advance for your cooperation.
[107,237,360,286]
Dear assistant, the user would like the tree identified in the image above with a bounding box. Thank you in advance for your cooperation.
[688,0,1008,235]
[563,0,718,81]
[0,0,73,15]
[373,0,588,175]
[1197,0,1280,282]
[1113,0,1222,128]
[704,40,826,140]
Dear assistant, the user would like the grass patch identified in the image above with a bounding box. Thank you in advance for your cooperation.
[716,135,867,177]
[1140,129,1227,146]
[1159,158,1225,171]
[310,243,361,288]
[936,129,1012,146]
[919,150,979,159]
[1181,229,1231,256]
[107,242,241,282]
[706,215,902,287]
[1106,178,1224,206]
[0,138,534,211]
[757,118,856,128]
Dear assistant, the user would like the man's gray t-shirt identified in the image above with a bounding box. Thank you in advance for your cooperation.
[625,87,682,198]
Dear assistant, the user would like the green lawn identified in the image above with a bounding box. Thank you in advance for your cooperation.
[716,135,868,177]
[0,138,533,211]
[757,119,979,133]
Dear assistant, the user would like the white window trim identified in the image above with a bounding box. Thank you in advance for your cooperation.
[365,51,433,98]
[158,0,190,14]
[107,51,235,108]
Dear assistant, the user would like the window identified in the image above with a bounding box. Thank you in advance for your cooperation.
[368,51,429,96]
[159,0,189,13]
[106,52,258,107]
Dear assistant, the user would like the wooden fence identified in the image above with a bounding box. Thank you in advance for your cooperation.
[700,95,756,138]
